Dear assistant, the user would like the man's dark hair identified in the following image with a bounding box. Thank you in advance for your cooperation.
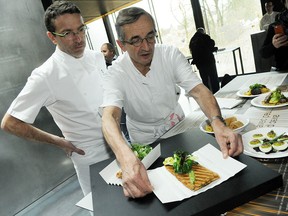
[104,43,116,54]
[44,1,81,33]
[115,7,156,41]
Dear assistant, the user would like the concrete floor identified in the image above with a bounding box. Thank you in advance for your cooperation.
[15,175,91,216]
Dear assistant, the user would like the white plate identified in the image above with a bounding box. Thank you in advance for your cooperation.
[250,92,288,108]
[236,88,271,98]
[199,114,249,134]
[243,127,288,158]
[236,89,262,98]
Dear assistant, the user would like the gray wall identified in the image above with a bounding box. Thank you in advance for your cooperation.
[0,1,75,215]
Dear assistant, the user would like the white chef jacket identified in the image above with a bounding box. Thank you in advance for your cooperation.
[7,47,112,195]
[102,44,202,144]
[260,12,279,31]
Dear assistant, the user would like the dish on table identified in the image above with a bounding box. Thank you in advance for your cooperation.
[243,127,288,158]
[199,114,249,134]
[236,84,271,98]
[251,91,288,108]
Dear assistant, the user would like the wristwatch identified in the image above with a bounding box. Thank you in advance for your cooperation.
[210,115,226,125]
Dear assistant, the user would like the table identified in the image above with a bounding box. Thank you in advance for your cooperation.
[215,71,288,215]
[90,129,282,216]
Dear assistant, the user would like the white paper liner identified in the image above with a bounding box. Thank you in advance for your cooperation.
[99,144,161,186]
[148,144,247,203]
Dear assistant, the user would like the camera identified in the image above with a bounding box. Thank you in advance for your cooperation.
[274,9,288,35]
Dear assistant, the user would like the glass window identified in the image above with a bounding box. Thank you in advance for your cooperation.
[86,18,109,51]
[152,0,195,56]
[200,0,262,76]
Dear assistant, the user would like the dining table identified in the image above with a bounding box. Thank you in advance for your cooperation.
[217,71,288,215]
[89,71,287,216]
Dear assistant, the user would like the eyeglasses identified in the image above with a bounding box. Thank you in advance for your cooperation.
[52,25,88,39]
[122,32,157,47]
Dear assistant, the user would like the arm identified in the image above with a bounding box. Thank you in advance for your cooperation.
[102,106,153,198]
[188,84,243,158]
[260,25,277,58]
[1,113,85,156]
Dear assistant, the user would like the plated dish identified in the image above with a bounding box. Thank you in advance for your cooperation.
[163,150,219,191]
[199,114,249,134]
[243,127,288,158]
[236,84,270,98]
[251,91,288,108]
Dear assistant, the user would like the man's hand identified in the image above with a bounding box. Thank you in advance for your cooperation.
[120,153,153,198]
[273,34,288,48]
[212,121,243,158]
[59,137,85,157]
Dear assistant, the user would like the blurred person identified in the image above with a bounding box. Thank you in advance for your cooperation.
[260,0,288,71]
[260,1,279,31]
[1,1,112,196]
[189,27,220,93]
[101,42,117,67]
[101,7,243,199]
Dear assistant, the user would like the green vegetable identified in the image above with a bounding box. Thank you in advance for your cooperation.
[249,83,265,89]
[269,89,282,104]
[131,143,152,160]
[172,150,198,174]
[189,171,195,184]
[163,150,198,184]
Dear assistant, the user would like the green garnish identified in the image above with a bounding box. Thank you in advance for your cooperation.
[249,83,265,89]
[131,143,152,160]
[171,150,198,174]
[163,150,198,184]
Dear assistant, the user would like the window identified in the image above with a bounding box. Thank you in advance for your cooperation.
[200,0,262,76]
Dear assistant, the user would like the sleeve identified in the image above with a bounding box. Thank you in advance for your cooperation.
[101,66,124,109]
[7,70,52,124]
[169,46,202,93]
[260,24,276,58]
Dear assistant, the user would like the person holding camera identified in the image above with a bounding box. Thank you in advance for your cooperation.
[260,0,288,71]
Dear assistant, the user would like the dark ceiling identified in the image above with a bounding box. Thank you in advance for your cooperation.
[69,0,140,23]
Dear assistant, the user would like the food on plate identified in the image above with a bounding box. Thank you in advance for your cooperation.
[249,139,262,148]
[130,143,153,160]
[267,130,276,139]
[278,135,288,141]
[248,130,288,154]
[116,143,152,179]
[272,141,288,151]
[262,88,288,106]
[252,133,264,140]
[205,124,213,132]
[163,150,219,191]
[204,116,244,132]
[259,143,273,153]
[244,83,270,96]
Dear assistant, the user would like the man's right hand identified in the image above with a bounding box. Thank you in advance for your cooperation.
[120,154,153,198]
[273,34,288,48]
[59,137,85,156]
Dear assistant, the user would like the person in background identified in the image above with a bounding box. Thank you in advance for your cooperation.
[101,42,117,67]
[101,7,243,199]
[260,0,288,71]
[189,27,220,94]
[1,1,112,196]
[260,1,279,31]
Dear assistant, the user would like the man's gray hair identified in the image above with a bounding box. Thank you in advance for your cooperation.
[115,7,156,41]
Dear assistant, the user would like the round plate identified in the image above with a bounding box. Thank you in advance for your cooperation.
[243,127,288,158]
[236,89,261,98]
[199,114,249,134]
[251,92,288,108]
